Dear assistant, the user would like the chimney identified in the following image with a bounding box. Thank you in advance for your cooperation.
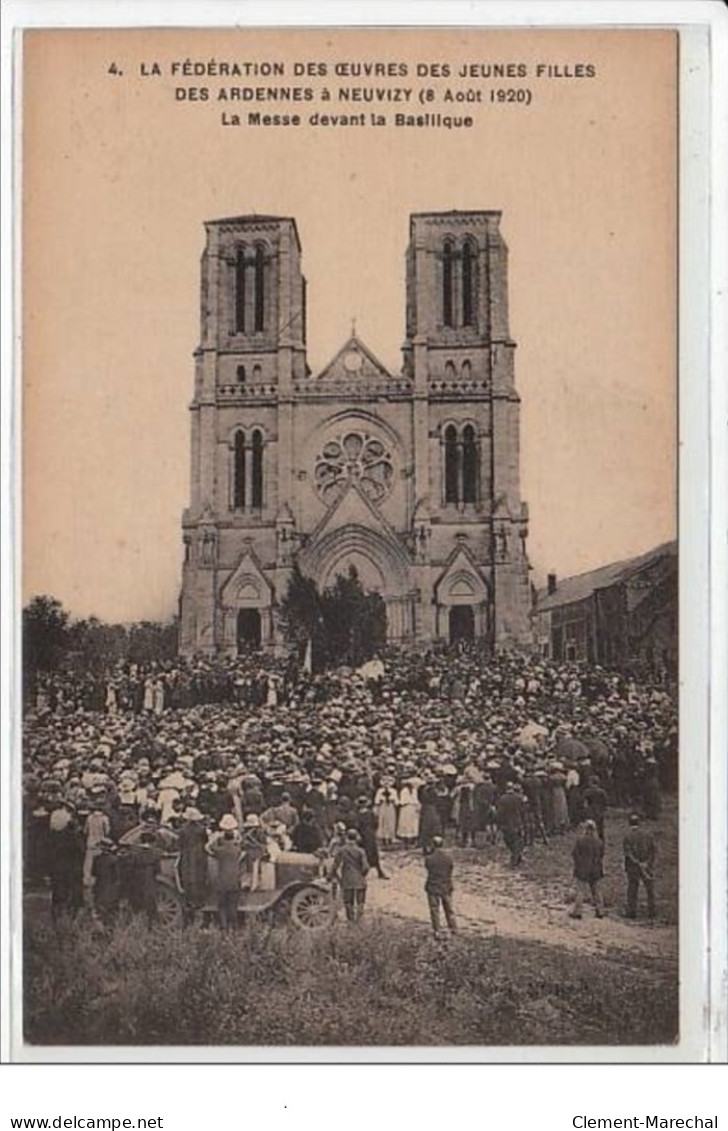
[547,572,557,596]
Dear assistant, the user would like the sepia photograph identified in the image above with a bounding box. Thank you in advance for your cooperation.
[15,22,685,1056]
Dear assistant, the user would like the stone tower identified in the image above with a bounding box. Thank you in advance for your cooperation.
[401,210,531,648]
[179,210,532,656]
[179,215,307,654]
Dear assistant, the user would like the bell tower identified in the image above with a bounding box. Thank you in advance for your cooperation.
[403,210,531,649]
[180,215,307,655]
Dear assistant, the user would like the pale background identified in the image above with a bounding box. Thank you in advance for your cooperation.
[22,27,677,622]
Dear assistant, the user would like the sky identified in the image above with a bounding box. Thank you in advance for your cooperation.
[21,27,677,623]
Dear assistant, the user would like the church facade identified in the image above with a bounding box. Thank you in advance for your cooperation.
[179,209,532,656]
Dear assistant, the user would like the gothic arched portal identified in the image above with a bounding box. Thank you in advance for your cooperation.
[300,522,413,642]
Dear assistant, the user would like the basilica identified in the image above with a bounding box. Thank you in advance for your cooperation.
[179,209,532,655]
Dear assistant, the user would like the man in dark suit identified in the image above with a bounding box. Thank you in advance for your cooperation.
[333,829,369,922]
[126,830,165,928]
[623,813,656,919]
[496,782,526,867]
[569,819,605,919]
[424,836,457,935]
[583,777,608,841]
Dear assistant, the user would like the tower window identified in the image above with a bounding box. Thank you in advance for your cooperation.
[251,429,264,508]
[233,431,246,509]
[462,239,476,327]
[442,241,454,328]
[234,245,246,333]
[237,365,246,384]
[254,244,266,332]
[462,424,479,504]
[444,424,459,504]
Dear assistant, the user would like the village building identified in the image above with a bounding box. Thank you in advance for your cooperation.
[532,541,678,675]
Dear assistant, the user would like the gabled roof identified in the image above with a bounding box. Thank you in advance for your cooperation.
[299,480,412,592]
[306,478,400,549]
[219,545,273,608]
[535,541,677,613]
[435,544,490,603]
[313,335,395,384]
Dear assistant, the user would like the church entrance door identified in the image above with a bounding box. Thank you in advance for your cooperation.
[237,609,262,652]
[449,605,474,644]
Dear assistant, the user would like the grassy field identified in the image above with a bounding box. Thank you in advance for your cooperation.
[513,801,678,925]
[23,799,678,1048]
[24,911,677,1047]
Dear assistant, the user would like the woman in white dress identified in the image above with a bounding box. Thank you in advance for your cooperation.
[374,780,398,848]
[152,677,165,715]
[548,762,569,834]
[266,674,279,708]
[396,780,420,848]
[105,682,117,715]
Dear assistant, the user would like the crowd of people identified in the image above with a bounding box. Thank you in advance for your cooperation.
[23,646,677,928]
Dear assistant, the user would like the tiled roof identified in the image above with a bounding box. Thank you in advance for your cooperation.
[535,541,677,613]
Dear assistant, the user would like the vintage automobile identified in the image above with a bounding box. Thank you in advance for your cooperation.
[118,825,336,930]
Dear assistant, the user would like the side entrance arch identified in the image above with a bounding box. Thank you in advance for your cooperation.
[434,547,492,649]
[237,608,262,651]
[219,548,274,655]
[449,604,475,643]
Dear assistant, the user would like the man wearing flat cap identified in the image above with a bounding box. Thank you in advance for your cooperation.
[333,829,369,923]
[569,819,605,920]
[423,837,457,935]
[623,813,656,920]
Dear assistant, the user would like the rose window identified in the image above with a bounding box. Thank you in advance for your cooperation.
[314,431,394,506]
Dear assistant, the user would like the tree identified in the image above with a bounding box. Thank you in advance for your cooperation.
[23,595,71,675]
[280,564,386,670]
[320,566,387,668]
[22,597,180,701]
[279,562,326,668]
[127,619,179,664]
[68,616,128,671]
[23,595,72,703]
[66,616,178,669]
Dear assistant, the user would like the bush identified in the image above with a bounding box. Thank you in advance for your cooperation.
[23,915,678,1047]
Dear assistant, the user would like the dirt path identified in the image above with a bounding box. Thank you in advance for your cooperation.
[366,852,677,966]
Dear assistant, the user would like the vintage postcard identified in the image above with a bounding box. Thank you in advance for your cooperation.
[6,12,721,1063]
